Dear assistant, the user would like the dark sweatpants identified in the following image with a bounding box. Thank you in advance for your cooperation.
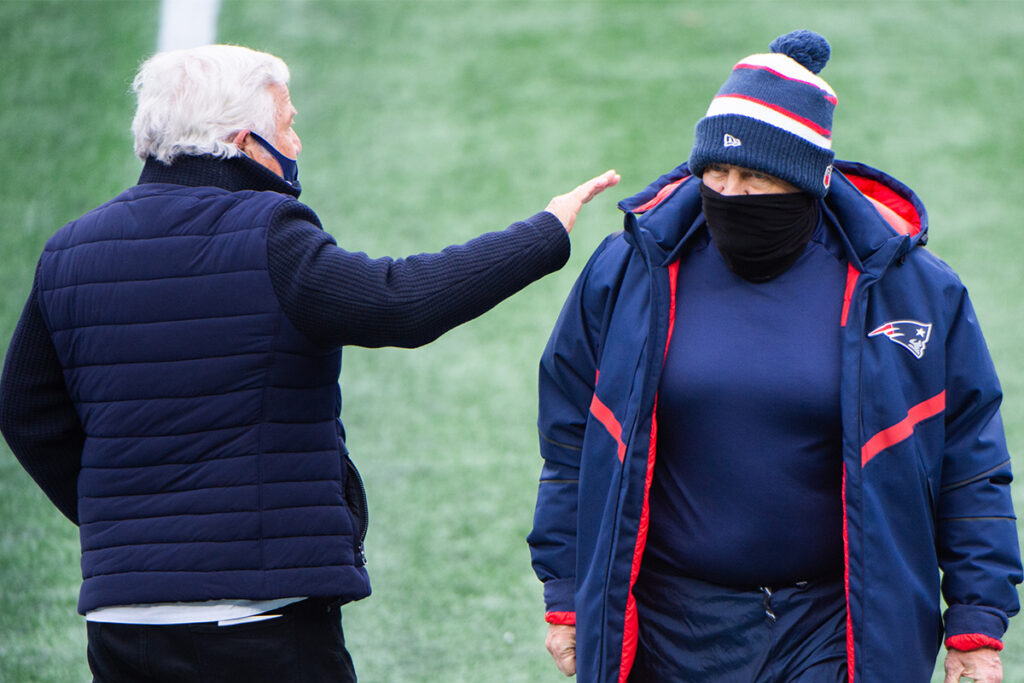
[630,562,848,682]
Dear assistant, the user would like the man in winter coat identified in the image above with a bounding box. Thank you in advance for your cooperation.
[529,31,1021,682]
[0,44,619,682]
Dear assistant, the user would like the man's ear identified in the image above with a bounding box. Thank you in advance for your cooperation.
[232,130,252,155]
[230,129,282,177]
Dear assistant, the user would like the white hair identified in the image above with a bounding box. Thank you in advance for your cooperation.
[131,44,290,163]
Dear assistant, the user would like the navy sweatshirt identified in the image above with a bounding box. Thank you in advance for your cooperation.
[644,217,847,587]
[0,154,569,524]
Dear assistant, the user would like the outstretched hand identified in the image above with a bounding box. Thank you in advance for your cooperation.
[545,169,621,233]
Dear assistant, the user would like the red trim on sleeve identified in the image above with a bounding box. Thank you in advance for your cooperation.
[861,391,946,466]
[545,611,576,626]
[946,634,1004,652]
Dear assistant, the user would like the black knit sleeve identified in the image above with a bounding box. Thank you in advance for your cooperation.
[266,201,570,348]
[0,272,84,524]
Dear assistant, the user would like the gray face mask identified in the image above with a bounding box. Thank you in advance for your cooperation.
[249,132,300,192]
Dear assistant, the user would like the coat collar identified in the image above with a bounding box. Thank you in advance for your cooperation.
[138,154,301,198]
[617,160,929,279]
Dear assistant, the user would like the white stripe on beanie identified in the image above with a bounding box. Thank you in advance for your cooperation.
[705,95,833,150]
[734,53,838,100]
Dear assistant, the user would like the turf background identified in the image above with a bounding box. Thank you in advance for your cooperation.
[1,1,1022,681]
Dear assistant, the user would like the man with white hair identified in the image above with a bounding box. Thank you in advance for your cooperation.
[0,44,618,682]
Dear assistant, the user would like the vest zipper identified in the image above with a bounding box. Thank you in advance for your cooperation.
[344,453,369,566]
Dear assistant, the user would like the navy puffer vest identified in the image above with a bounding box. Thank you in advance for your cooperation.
[36,182,369,614]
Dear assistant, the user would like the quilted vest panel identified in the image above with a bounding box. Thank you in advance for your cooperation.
[36,183,370,613]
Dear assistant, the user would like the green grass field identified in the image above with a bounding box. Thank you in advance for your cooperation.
[1,1,1023,680]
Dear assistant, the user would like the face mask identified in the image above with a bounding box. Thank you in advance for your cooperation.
[699,182,819,282]
[249,132,300,191]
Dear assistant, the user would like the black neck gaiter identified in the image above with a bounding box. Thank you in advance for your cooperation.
[699,182,820,283]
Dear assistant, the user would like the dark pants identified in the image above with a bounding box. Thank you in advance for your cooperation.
[87,598,356,683]
[630,563,848,682]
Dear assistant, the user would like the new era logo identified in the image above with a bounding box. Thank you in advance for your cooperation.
[723,134,742,148]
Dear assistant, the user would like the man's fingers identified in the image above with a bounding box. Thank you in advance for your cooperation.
[545,169,621,233]
[945,647,1002,683]
[546,624,577,677]
[554,646,575,676]
[557,654,576,677]
[573,169,620,205]
[944,654,972,683]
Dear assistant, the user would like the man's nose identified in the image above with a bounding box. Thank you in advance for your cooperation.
[720,171,746,196]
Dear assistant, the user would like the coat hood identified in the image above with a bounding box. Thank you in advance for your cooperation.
[617,160,929,278]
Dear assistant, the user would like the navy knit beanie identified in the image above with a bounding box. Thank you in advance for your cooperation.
[688,30,838,197]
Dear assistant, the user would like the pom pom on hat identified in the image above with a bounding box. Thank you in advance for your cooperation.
[688,29,839,197]
[769,30,831,75]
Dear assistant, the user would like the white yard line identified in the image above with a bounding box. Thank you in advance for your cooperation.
[158,0,221,52]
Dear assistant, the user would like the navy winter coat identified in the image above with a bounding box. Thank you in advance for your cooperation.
[528,161,1022,682]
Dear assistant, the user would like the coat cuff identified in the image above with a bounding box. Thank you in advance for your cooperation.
[945,634,1004,652]
[546,611,576,626]
[528,211,571,267]
[542,577,575,615]
[943,603,1009,644]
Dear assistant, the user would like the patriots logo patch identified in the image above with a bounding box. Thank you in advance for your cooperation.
[868,320,932,359]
